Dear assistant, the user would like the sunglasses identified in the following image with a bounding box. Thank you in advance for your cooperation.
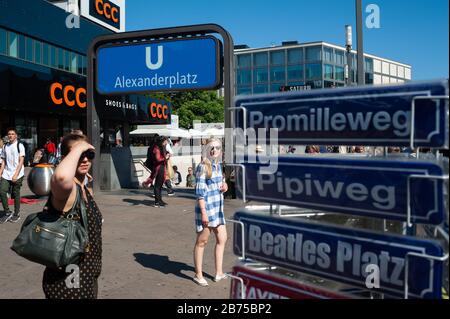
[210,146,222,151]
[81,150,95,160]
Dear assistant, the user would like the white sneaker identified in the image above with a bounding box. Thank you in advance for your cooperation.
[193,276,208,287]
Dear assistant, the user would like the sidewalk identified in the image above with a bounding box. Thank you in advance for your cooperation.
[0,179,243,299]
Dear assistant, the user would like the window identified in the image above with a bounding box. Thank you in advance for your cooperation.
[42,43,49,65]
[254,68,268,83]
[253,85,269,94]
[270,84,282,92]
[8,32,18,57]
[405,68,411,80]
[365,73,374,84]
[287,81,306,87]
[305,46,321,62]
[34,41,42,64]
[323,47,333,63]
[287,65,303,80]
[58,48,65,70]
[77,55,83,74]
[390,64,397,77]
[25,37,33,62]
[64,50,70,71]
[254,52,268,66]
[0,29,7,55]
[397,66,405,78]
[364,58,373,73]
[305,63,322,79]
[287,48,303,64]
[18,34,25,59]
[81,55,87,75]
[236,69,251,85]
[70,52,77,73]
[237,86,251,95]
[324,64,334,80]
[306,80,322,89]
[50,46,57,68]
[270,50,285,65]
[382,61,389,75]
[335,66,345,81]
[373,59,381,73]
[237,54,251,68]
[324,80,335,88]
[335,50,345,65]
[270,66,285,82]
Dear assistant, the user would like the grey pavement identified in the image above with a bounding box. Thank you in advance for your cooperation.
[0,176,243,299]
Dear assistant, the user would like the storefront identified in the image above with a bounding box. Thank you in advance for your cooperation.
[0,0,170,171]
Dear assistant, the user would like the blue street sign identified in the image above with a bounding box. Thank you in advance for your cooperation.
[236,156,446,224]
[233,211,444,299]
[96,36,222,94]
[234,80,449,147]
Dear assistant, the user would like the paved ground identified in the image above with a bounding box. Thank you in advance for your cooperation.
[0,175,243,299]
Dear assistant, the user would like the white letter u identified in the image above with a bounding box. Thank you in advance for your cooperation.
[146,46,163,70]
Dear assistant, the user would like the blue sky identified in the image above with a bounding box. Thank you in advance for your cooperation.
[126,0,449,80]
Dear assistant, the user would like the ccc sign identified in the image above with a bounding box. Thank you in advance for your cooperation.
[50,82,86,108]
[92,0,120,26]
[149,102,169,120]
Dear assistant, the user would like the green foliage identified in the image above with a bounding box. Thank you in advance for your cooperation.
[149,91,224,129]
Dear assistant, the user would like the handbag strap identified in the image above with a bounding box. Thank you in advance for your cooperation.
[71,183,88,229]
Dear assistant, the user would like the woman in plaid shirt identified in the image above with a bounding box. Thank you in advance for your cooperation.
[193,138,228,286]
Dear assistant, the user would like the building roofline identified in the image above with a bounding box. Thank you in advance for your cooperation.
[234,41,411,68]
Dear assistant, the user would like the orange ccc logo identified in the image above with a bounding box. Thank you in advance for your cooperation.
[50,82,86,108]
[95,0,119,23]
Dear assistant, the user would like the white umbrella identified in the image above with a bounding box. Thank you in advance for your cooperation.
[130,127,191,138]
[201,127,224,137]
[188,129,205,138]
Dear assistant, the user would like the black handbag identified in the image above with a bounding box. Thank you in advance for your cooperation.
[11,184,89,269]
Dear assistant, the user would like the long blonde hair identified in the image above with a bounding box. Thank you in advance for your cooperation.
[201,138,222,179]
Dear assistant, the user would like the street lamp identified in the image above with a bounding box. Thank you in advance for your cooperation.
[345,25,352,86]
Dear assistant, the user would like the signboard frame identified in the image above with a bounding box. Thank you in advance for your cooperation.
[233,80,449,148]
[232,211,445,299]
[230,265,351,299]
[95,35,223,95]
[235,156,447,225]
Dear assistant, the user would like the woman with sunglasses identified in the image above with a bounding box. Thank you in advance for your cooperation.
[193,138,228,286]
[42,133,103,299]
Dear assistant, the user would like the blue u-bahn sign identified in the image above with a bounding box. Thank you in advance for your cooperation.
[234,80,449,147]
[96,36,222,94]
[236,156,446,224]
[233,211,444,299]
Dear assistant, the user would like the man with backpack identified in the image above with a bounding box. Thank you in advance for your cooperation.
[0,128,26,224]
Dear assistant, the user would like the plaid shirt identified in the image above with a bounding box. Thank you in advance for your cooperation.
[194,163,225,232]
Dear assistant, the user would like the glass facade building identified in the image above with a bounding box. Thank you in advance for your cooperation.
[234,42,412,95]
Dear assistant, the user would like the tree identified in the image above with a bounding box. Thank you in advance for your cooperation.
[149,91,224,129]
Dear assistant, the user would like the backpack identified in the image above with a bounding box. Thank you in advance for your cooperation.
[144,145,154,169]
[2,141,24,163]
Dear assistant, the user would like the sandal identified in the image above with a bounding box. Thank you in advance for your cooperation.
[193,276,208,287]
[213,273,228,282]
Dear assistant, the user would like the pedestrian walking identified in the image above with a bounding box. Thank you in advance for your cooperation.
[186,167,196,188]
[0,128,26,224]
[152,136,169,207]
[193,138,228,286]
[171,165,182,186]
[42,133,103,299]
